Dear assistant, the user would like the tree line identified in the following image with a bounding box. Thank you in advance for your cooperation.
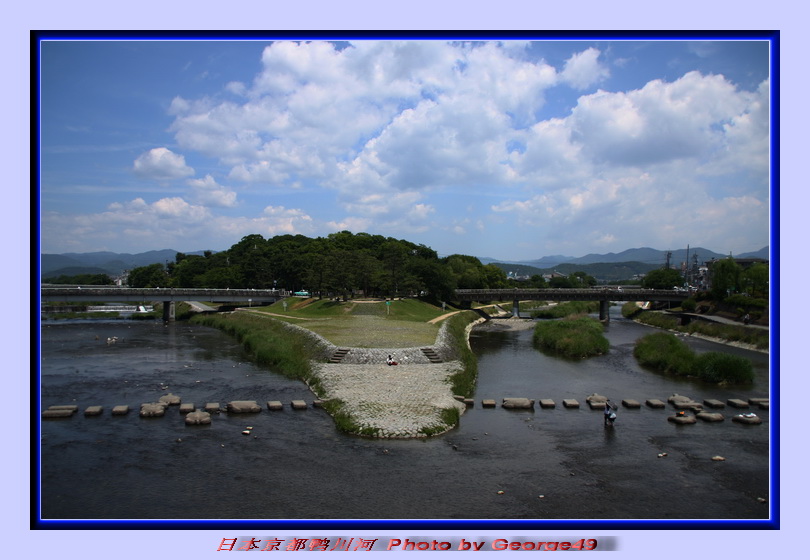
[126,232,521,301]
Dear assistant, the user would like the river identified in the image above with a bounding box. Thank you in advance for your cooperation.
[38,306,771,522]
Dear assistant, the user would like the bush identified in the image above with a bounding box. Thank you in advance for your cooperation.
[633,332,695,375]
[532,301,599,319]
[533,317,609,359]
[692,352,755,384]
[444,311,480,396]
[633,332,754,384]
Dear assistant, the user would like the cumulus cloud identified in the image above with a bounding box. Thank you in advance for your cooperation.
[186,174,238,207]
[133,147,195,180]
[559,47,609,90]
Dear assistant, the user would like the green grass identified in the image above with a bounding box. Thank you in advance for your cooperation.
[190,312,326,387]
[531,301,600,319]
[247,298,445,347]
[621,303,768,351]
[533,316,609,359]
[633,332,755,384]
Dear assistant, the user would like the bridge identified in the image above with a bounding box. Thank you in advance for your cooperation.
[40,287,288,321]
[40,286,689,323]
[455,288,689,321]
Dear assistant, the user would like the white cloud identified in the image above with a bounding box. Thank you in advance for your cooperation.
[560,47,609,90]
[186,175,238,207]
[133,147,195,180]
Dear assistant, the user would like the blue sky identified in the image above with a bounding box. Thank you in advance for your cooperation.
[38,36,772,260]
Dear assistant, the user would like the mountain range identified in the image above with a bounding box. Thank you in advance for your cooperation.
[39,246,769,281]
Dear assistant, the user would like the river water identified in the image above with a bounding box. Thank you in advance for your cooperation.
[38,306,771,522]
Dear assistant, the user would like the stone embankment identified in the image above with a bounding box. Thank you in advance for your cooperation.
[309,320,468,438]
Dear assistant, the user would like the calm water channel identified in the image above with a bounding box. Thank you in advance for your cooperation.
[38,306,772,522]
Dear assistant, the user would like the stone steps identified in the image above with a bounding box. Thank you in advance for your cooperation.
[421,347,442,363]
[328,348,351,363]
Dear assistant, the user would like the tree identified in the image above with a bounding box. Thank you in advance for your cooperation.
[642,268,683,290]
[127,263,168,288]
[742,262,769,298]
[709,258,742,299]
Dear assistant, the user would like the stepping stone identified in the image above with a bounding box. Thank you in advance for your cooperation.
[179,403,195,414]
[668,414,697,424]
[291,400,308,410]
[732,413,762,424]
[562,399,580,409]
[84,405,103,416]
[48,405,78,413]
[481,399,496,408]
[463,398,475,407]
[502,398,534,409]
[697,412,725,422]
[621,399,640,409]
[646,399,666,409]
[42,409,74,418]
[757,401,769,410]
[748,397,769,405]
[266,400,283,411]
[538,399,556,409]
[111,405,129,415]
[204,403,221,413]
[185,410,211,425]
[159,393,181,405]
[227,400,261,413]
[668,394,693,405]
[312,400,324,408]
[703,399,725,409]
[727,399,749,408]
[140,403,166,417]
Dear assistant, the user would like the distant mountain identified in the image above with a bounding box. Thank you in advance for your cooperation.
[487,246,769,282]
[40,249,205,278]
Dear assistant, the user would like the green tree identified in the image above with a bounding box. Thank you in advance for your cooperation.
[127,263,168,288]
[709,258,743,299]
[742,262,769,298]
[642,267,683,290]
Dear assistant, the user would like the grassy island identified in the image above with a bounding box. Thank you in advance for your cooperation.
[532,316,609,359]
[633,332,754,384]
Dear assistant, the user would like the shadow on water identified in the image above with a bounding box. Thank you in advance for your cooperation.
[39,307,771,521]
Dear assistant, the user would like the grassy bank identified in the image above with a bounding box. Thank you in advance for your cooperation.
[533,316,609,359]
[621,302,769,351]
[443,311,481,396]
[190,312,328,392]
[634,332,755,384]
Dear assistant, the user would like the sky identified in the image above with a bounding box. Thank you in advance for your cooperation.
[38,35,772,260]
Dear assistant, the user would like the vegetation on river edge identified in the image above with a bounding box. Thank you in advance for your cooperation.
[532,316,609,359]
[621,302,768,351]
[634,332,755,384]
[530,301,600,319]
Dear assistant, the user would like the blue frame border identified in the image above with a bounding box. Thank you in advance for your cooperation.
[31,29,779,532]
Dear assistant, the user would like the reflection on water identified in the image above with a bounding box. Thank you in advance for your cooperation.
[39,307,771,521]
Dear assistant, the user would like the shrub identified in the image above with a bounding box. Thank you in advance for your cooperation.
[633,333,695,375]
[692,352,755,384]
[633,332,754,384]
[533,317,609,359]
[532,301,600,319]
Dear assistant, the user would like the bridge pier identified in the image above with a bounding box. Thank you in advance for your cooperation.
[512,299,520,318]
[599,300,610,322]
[162,301,175,322]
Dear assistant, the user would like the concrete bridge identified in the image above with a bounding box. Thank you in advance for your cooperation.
[454,288,689,321]
[40,287,288,321]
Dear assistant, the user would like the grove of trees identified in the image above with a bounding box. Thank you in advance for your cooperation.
[127,231,511,300]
